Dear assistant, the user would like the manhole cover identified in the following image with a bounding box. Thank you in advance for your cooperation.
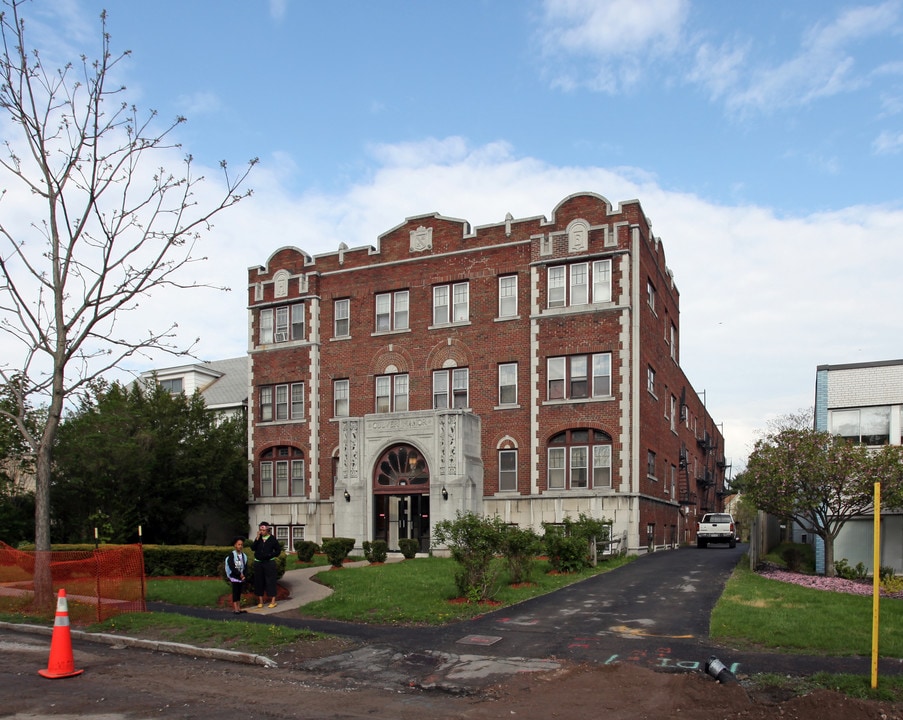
[456,634,503,646]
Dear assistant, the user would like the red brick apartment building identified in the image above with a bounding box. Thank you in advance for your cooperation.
[246,191,727,554]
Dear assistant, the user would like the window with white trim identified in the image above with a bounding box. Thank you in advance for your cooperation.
[647,280,656,313]
[547,353,612,400]
[647,450,656,478]
[334,379,349,417]
[259,303,304,344]
[498,275,517,317]
[498,363,517,405]
[433,368,469,409]
[376,373,409,413]
[647,366,656,395]
[433,282,469,324]
[259,382,304,422]
[375,290,409,332]
[258,446,305,497]
[547,260,612,308]
[547,429,612,490]
[334,298,350,338]
[499,449,517,492]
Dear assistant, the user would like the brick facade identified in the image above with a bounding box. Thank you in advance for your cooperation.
[246,192,726,554]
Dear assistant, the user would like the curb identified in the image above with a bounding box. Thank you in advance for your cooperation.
[0,620,278,668]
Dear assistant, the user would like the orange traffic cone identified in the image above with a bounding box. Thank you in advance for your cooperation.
[38,589,84,679]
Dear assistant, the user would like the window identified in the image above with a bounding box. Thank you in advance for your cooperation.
[547,260,612,308]
[498,275,517,317]
[499,449,517,492]
[334,379,349,417]
[547,429,612,490]
[375,290,409,332]
[670,395,677,431]
[830,406,891,445]
[259,303,304,344]
[334,299,350,337]
[433,282,469,325]
[433,368,469,409]
[291,525,305,548]
[593,260,612,303]
[647,450,656,478]
[159,378,183,394]
[498,363,517,405]
[647,280,656,313]
[647,366,656,395]
[259,383,304,422]
[670,322,677,360]
[259,386,273,422]
[670,464,677,497]
[547,353,612,400]
[376,373,409,413]
[259,446,305,497]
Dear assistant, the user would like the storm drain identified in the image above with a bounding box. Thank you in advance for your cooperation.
[456,634,503,646]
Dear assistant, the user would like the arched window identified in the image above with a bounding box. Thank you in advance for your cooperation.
[374,444,429,490]
[547,429,612,490]
[259,446,305,497]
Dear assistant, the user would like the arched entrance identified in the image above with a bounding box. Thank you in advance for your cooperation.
[372,444,430,552]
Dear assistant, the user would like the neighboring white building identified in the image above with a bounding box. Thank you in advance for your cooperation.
[813,359,903,574]
[138,356,248,422]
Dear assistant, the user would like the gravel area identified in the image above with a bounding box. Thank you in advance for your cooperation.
[758,564,903,599]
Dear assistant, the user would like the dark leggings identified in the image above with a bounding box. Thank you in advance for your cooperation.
[254,560,277,598]
[230,580,243,603]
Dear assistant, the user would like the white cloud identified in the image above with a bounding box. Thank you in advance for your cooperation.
[107,136,900,471]
[176,91,223,117]
[695,2,902,113]
[269,0,288,21]
[538,0,690,92]
[873,129,903,153]
[4,126,901,470]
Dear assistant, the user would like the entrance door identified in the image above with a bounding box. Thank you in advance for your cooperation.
[373,493,430,553]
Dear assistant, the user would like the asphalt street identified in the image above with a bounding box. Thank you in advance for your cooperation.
[142,544,903,687]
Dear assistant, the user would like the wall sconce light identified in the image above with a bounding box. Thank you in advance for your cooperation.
[343,489,351,502]
[441,486,448,500]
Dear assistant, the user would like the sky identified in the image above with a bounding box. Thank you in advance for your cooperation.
[4,0,903,473]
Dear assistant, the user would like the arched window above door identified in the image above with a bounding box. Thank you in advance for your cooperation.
[374,444,429,489]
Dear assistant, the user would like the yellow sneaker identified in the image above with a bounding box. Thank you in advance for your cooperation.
[257,602,263,608]
[268,601,277,608]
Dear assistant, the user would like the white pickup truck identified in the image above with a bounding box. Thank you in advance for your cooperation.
[696,513,736,549]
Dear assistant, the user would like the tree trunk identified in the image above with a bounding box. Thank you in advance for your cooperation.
[822,532,835,577]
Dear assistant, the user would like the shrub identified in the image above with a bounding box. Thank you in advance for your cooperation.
[544,533,590,573]
[294,540,319,563]
[834,558,855,579]
[322,538,352,567]
[434,512,506,602]
[500,525,541,584]
[542,513,612,572]
[398,538,419,559]
[363,540,388,564]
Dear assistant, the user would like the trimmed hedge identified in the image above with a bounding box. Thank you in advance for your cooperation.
[26,543,287,582]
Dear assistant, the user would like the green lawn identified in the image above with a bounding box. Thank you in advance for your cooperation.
[712,561,903,657]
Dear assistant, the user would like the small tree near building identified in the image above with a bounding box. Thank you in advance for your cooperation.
[742,427,903,577]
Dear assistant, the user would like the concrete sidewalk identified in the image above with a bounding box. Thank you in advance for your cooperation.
[246,554,405,616]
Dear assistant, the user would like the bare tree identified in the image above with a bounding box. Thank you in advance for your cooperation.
[0,0,256,592]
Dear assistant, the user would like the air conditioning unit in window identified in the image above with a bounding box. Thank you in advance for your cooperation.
[274,332,288,342]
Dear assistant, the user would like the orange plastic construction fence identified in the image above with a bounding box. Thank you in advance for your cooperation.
[0,541,146,624]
